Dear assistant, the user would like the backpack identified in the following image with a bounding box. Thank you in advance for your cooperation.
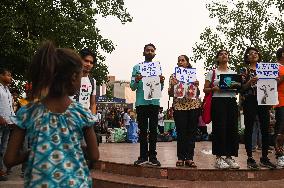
[74,76,95,102]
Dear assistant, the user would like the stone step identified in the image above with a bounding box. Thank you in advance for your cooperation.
[92,170,284,188]
[94,160,284,181]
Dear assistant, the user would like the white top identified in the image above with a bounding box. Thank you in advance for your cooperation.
[0,83,15,124]
[123,113,131,126]
[158,112,164,127]
[205,69,237,98]
[71,76,96,109]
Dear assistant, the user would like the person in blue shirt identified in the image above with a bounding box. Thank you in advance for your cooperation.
[130,43,164,166]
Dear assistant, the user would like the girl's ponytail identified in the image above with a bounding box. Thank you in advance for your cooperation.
[29,41,58,99]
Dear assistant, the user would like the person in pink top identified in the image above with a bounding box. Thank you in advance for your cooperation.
[275,46,284,167]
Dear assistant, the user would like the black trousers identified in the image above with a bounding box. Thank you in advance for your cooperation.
[211,97,239,157]
[136,105,159,160]
[243,95,270,158]
[174,109,199,160]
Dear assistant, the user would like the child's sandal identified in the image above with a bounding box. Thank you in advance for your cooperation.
[176,160,184,167]
[184,160,197,168]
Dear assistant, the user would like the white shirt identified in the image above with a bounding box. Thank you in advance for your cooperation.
[123,113,131,126]
[158,112,164,127]
[71,76,96,109]
[206,69,237,98]
[0,83,15,124]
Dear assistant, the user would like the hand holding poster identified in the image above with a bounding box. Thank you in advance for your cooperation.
[174,67,196,83]
[256,62,279,79]
[139,61,162,77]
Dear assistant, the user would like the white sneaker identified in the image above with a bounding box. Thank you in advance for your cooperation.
[224,157,240,169]
[214,157,230,169]
[277,156,284,168]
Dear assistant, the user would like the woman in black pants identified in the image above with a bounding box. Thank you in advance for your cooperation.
[168,55,200,167]
[240,47,276,169]
[204,49,240,169]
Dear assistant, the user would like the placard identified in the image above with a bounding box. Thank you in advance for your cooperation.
[139,61,162,77]
[174,67,196,83]
[142,76,162,100]
[256,62,279,79]
[257,79,278,105]
[219,74,242,90]
[174,82,197,99]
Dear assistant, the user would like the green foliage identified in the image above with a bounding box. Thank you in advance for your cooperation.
[191,0,284,72]
[0,0,132,86]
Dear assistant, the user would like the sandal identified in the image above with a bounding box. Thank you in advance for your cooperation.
[184,160,197,168]
[176,160,184,167]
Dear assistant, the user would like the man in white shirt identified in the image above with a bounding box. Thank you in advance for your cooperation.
[0,67,14,181]
[72,48,97,114]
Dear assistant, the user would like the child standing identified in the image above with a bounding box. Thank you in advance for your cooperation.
[4,41,99,187]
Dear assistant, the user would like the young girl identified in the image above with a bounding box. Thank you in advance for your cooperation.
[4,41,99,187]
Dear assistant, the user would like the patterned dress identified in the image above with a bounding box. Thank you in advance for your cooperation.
[11,101,96,188]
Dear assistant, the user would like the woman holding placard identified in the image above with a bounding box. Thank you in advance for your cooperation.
[203,50,240,169]
[240,47,276,169]
[168,55,200,168]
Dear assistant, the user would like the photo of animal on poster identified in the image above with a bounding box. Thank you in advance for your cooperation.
[174,82,197,99]
[142,76,162,100]
[257,79,278,105]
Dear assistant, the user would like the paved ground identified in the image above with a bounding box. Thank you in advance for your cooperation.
[0,141,278,187]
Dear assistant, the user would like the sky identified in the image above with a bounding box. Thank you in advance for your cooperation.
[96,0,212,109]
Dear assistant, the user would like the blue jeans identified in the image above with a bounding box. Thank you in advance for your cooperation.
[0,127,10,170]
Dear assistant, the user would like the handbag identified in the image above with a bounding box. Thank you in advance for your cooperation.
[202,69,216,124]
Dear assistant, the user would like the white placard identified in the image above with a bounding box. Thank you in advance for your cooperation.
[174,82,197,99]
[142,76,162,100]
[139,61,162,77]
[256,62,279,79]
[257,79,278,105]
[175,67,197,83]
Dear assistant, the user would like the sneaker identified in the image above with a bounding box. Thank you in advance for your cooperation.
[276,156,284,168]
[247,158,259,169]
[148,158,161,166]
[214,157,230,169]
[260,157,276,169]
[134,158,148,166]
[224,157,240,169]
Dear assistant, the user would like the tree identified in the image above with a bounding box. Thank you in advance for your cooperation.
[191,0,284,71]
[0,0,132,86]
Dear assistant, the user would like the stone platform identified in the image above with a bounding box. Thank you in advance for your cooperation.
[92,141,284,187]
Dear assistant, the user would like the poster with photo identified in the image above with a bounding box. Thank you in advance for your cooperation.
[142,76,162,100]
[257,79,278,105]
[174,82,186,98]
[139,61,162,77]
[174,67,196,83]
[185,83,198,99]
[174,82,197,99]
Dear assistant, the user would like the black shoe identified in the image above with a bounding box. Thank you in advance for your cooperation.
[260,157,276,169]
[247,158,259,169]
[134,158,148,166]
[148,158,161,166]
